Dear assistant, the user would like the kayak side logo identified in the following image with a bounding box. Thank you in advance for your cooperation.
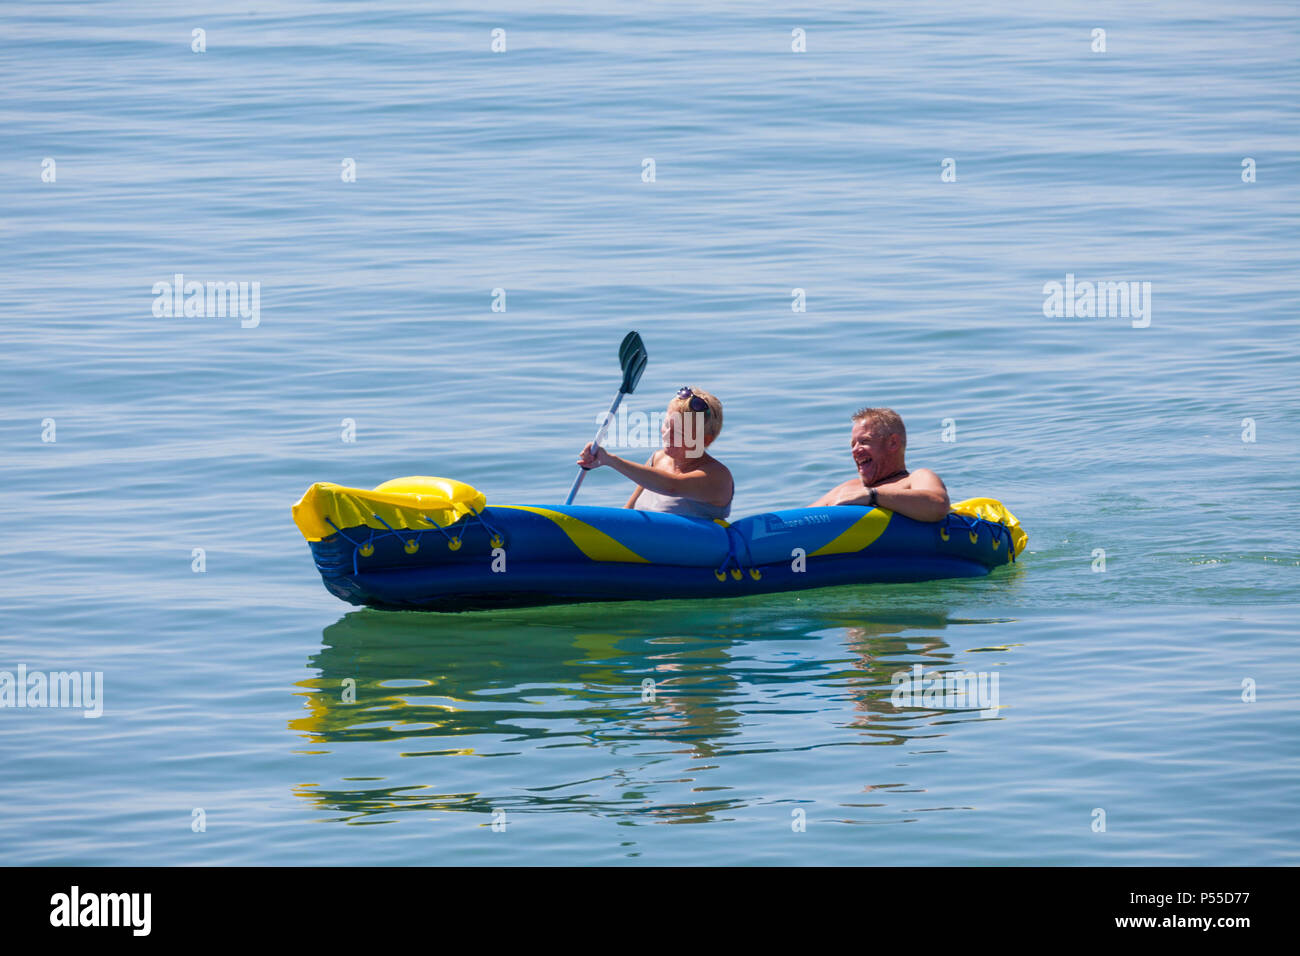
[49,886,151,936]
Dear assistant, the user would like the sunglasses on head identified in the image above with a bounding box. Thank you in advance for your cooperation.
[676,386,711,415]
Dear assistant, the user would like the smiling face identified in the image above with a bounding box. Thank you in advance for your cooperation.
[850,418,904,485]
[661,405,711,460]
[661,388,722,460]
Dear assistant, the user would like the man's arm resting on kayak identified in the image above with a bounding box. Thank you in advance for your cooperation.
[810,469,951,522]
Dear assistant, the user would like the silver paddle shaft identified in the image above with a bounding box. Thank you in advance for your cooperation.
[565,391,627,505]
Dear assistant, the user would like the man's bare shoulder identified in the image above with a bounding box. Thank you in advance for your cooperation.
[905,467,946,489]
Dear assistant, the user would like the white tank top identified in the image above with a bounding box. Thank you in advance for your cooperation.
[633,484,732,520]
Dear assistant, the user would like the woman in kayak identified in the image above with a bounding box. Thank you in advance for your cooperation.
[576,386,734,519]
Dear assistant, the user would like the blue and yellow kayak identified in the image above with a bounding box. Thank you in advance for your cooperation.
[292,476,1027,611]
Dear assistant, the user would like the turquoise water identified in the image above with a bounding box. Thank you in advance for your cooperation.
[1,0,1298,864]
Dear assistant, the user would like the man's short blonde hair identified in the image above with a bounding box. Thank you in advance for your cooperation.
[851,406,906,449]
[670,387,724,442]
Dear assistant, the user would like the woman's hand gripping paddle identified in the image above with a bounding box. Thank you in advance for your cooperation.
[565,331,648,505]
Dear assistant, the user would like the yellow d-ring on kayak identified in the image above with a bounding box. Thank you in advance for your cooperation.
[489,535,503,548]
[992,537,1001,550]
[749,568,762,580]
[939,528,949,541]
[448,538,462,551]
[404,539,419,554]
[969,531,979,544]
[714,570,726,581]
[730,568,742,580]
[359,543,374,557]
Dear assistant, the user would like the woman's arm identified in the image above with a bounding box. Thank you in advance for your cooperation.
[623,453,658,508]
[579,444,731,507]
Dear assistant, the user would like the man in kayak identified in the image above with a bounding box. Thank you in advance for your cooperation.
[809,407,950,522]
[577,386,734,520]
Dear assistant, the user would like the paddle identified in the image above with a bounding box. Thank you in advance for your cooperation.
[565,331,648,505]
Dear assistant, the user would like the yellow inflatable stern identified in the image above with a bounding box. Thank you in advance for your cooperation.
[950,497,1028,557]
[292,476,487,542]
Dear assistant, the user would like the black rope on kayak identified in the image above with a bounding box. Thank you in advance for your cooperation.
[941,512,1015,563]
[323,517,377,575]
[369,512,427,555]
[714,524,757,582]
[465,506,505,549]
[323,516,355,544]
[731,524,762,581]
[418,515,462,550]
[322,507,507,574]
[417,508,503,551]
[1003,521,1016,561]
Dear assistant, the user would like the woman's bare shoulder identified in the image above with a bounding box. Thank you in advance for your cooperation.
[695,453,731,477]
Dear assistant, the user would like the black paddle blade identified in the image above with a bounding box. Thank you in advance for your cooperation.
[618,331,643,368]
[621,348,647,394]
[619,331,647,394]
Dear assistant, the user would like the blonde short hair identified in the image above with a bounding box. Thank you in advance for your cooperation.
[670,387,724,442]
[851,406,906,449]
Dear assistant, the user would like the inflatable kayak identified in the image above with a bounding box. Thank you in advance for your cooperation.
[292,477,1026,611]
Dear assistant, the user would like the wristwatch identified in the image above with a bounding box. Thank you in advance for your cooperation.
[867,486,878,508]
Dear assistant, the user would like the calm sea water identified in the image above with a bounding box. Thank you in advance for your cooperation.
[1,0,1298,865]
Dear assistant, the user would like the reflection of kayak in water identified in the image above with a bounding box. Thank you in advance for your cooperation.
[291,607,970,821]
[291,476,1028,612]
